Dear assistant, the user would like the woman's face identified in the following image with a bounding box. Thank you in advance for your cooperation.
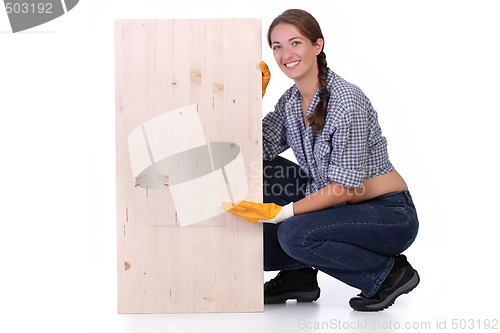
[270,23,323,82]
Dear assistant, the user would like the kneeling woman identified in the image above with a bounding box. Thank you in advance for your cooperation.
[224,9,419,312]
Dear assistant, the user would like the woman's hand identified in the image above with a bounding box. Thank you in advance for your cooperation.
[260,61,271,97]
[222,200,294,223]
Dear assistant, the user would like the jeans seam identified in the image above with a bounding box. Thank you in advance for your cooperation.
[365,257,394,297]
[301,228,380,283]
[302,220,410,233]
[264,263,308,271]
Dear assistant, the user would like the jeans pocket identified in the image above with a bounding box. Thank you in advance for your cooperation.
[385,199,408,211]
[382,200,413,226]
[387,206,406,211]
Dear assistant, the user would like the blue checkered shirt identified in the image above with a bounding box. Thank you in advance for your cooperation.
[262,69,394,196]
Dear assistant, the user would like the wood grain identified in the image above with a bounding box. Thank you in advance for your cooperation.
[115,19,263,313]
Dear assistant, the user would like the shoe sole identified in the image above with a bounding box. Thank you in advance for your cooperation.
[350,270,420,312]
[264,288,321,304]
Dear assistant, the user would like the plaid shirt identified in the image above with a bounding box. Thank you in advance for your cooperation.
[263,69,394,196]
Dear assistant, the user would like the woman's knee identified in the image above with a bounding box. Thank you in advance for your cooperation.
[277,218,307,259]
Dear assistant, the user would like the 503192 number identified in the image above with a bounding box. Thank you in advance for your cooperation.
[451,319,498,330]
[5,2,53,14]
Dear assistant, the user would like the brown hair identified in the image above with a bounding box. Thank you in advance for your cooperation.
[267,9,330,133]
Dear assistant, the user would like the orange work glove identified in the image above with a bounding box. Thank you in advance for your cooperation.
[222,200,294,224]
[260,61,271,97]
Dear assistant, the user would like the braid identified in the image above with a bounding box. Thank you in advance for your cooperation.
[309,51,330,133]
[317,51,328,90]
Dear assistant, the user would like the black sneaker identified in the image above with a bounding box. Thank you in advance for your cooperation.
[349,255,420,312]
[264,267,321,304]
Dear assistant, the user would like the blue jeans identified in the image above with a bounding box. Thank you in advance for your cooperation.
[263,157,419,297]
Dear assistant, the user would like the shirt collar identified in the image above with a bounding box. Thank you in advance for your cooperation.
[284,68,336,120]
[285,68,335,104]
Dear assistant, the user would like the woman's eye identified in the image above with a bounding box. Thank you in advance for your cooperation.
[292,41,301,46]
[273,45,281,51]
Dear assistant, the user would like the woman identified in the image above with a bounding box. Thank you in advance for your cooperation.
[224,9,419,312]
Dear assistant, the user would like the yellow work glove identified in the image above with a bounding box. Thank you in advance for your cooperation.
[222,201,294,224]
[260,61,271,97]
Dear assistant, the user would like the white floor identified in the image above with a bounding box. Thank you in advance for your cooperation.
[3,249,496,333]
[99,262,498,333]
[109,271,427,333]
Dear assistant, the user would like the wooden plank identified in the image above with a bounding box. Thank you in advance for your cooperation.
[115,19,263,313]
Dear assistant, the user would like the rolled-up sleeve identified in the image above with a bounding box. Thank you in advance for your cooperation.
[262,98,289,161]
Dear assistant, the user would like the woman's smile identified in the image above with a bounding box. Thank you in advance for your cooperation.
[284,60,300,69]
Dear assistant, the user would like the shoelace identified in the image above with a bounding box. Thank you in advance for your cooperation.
[264,271,288,290]
[357,281,388,298]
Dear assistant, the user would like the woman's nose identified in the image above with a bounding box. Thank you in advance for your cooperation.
[282,45,294,60]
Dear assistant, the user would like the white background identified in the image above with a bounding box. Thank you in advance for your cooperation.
[1,1,499,332]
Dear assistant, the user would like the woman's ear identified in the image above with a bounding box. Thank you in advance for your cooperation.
[315,38,324,55]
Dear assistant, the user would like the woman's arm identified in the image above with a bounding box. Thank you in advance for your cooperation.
[293,181,354,215]
[262,96,290,161]
[223,181,356,224]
